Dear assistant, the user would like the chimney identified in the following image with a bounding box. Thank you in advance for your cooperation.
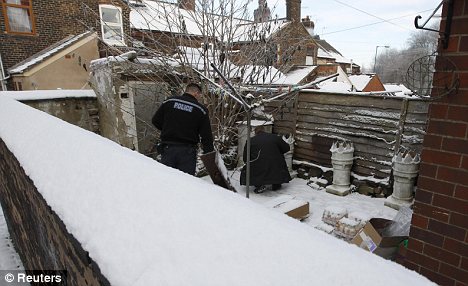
[178,0,195,11]
[302,16,314,36]
[286,0,301,22]
[254,0,271,22]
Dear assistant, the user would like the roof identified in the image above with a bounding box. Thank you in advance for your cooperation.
[129,0,291,43]
[315,39,358,66]
[8,31,95,74]
[348,74,374,91]
[273,65,317,85]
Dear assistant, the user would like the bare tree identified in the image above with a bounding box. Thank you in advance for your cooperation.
[375,23,439,86]
[86,0,311,168]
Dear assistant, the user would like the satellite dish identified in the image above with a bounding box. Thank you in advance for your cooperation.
[406,53,459,98]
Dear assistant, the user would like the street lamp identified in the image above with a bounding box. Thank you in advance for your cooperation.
[373,45,389,73]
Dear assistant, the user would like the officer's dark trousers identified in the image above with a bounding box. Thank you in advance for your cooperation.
[160,145,197,175]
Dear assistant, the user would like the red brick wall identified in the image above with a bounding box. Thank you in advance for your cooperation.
[0,0,130,72]
[402,1,468,285]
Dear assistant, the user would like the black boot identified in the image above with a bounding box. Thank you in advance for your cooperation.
[272,184,282,191]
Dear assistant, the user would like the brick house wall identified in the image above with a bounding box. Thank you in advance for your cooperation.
[402,0,468,285]
[273,22,317,70]
[0,0,130,72]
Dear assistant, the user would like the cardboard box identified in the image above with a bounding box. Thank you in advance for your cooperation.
[266,195,310,220]
[351,218,407,259]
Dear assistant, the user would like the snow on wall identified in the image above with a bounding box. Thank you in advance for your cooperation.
[1,90,96,101]
[0,96,433,286]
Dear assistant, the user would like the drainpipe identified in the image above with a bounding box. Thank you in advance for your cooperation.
[326,140,354,196]
[0,54,7,91]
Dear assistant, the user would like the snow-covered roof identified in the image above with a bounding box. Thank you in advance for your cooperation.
[130,0,253,40]
[8,31,95,74]
[130,0,203,35]
[349,74,374,91]
[0,96,434,286]
[318,81,352,92]
[0,90,96,101]
[129,0,290,43]
[273,65,317,85]
[384,83,414,97]
[317,48,335,59]
[316,39,356,66]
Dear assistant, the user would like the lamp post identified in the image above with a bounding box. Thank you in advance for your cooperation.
[373,45,389,73]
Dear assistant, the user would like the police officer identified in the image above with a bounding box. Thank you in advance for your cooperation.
[152,83,214,175]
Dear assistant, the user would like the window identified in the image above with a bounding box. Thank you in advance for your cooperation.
[99,4,125,46]
[2,0,35,34]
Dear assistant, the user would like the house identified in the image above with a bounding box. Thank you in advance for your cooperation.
[8,32,100,90]
[0,0,131,90]
[129,0,319,72]
[238,0,319,70]
[348,74,385,92]
[315,38,361,74]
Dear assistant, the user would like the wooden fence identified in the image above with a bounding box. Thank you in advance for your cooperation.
[265,90,430,182]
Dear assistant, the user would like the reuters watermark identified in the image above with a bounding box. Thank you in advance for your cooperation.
[0,270,66,286]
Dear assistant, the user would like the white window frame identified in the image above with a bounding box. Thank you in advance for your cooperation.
[99,4,126,46]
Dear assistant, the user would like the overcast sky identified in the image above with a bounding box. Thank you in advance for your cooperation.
[253,0,442,70]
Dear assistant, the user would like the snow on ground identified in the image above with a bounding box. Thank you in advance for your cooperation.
[206,172,397,230]
[0,208,25,271]
[0,96,434,285]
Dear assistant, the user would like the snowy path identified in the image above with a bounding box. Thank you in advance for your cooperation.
[0,207,24,271]
[208,171,397,234]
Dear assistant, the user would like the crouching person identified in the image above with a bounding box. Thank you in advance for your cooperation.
[240,126,291,193]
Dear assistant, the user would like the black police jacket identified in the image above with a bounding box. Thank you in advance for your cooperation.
[152,93,214,153]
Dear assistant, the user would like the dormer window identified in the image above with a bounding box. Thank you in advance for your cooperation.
[2,0,35,35]
[99,4,125,46]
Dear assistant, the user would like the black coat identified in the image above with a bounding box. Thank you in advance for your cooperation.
[240,132,291,186]
[152,93,214,153]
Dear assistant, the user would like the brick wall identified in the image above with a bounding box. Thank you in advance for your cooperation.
[402,0,468,285]
[274,22,315,69]
[0,0,130,71]
[0,139,110,286]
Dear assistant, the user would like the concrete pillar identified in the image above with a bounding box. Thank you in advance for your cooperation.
[326,141,354,196]
[385,151,420,210]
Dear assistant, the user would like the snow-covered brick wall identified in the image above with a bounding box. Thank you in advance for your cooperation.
[0,139,110,285]
[1,91,100,134]
[0,96,434,286]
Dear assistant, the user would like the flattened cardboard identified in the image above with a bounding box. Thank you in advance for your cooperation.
[266,195,310,220]
[284,202,309,220]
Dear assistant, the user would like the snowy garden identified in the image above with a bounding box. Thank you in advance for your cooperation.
[0,95,435,285]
